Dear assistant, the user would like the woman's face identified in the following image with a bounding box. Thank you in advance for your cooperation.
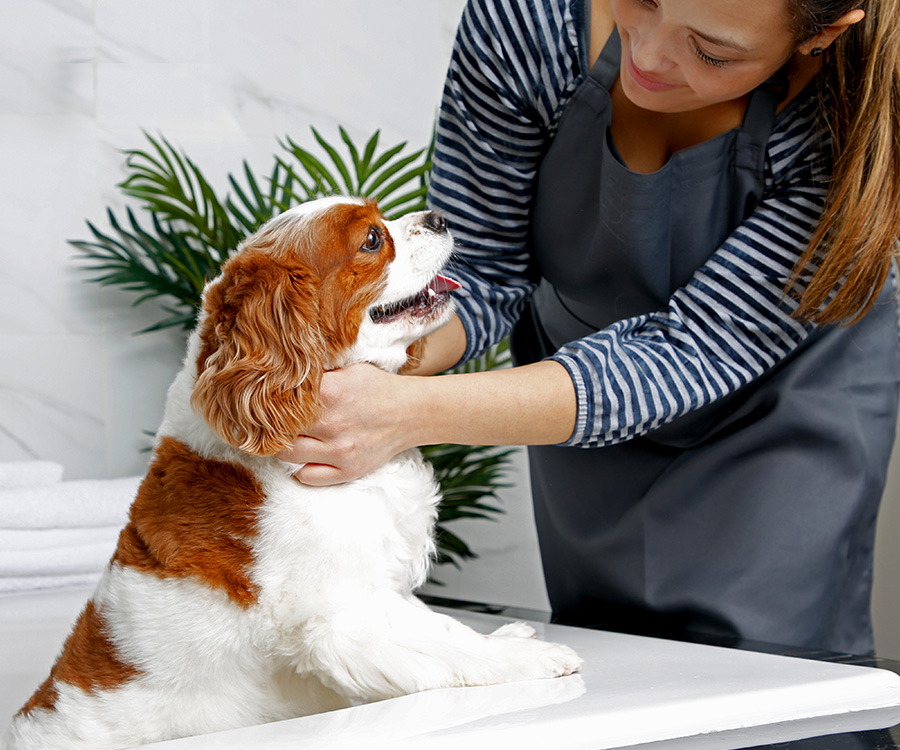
[610,0,799,112]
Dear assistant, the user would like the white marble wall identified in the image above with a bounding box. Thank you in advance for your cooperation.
[0,0,550,612]
[1,0,468,478]
[2,0,898,655]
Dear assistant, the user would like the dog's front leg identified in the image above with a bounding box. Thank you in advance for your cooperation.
[292,592,581,703]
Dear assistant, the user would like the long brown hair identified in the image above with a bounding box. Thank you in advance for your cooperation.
[787,0,900,324]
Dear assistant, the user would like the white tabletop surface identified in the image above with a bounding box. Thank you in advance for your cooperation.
[2,586,900,750]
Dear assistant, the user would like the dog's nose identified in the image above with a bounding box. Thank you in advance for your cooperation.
[423,211,447,234]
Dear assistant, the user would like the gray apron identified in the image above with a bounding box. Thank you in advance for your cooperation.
[513,30,900,654]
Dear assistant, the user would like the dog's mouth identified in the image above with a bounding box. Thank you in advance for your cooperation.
[370,274,461,324]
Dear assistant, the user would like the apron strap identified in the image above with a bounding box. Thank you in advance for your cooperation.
[587,26,621,88]
[735,67,788,174]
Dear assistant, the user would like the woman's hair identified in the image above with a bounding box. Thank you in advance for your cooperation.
[786,0,900,325]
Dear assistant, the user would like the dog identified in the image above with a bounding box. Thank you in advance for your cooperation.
[4,197,581,749]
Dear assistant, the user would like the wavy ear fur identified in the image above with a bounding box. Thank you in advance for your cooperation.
[191,249,325,456]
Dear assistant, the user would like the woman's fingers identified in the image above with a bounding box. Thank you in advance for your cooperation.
[290,461,353,487]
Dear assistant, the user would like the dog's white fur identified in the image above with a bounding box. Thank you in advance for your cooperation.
[4,198,581,750]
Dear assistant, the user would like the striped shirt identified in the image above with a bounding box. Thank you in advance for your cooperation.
[427,0,828,448]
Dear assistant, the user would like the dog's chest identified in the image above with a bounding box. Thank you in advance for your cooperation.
[250,453,440,614]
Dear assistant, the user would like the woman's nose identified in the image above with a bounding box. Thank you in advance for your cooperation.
[630,26,674,74]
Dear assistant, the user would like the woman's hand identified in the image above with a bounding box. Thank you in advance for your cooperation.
[277,363,414,486]
[278,316,467,485]
[278,356,578,487]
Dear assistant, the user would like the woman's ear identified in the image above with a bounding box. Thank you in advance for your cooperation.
[797,9,865,56]
[191,250,325,456]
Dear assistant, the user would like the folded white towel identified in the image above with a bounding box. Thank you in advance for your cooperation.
[0,572,104,595]
[0,536,118,578]
[0,476,141,530]
[0,461,64,489]
[0,526,123,552]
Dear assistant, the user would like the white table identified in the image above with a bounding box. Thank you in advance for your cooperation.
[2,587,900,749]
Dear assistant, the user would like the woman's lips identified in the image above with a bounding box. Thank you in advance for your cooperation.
[626,53,678,92]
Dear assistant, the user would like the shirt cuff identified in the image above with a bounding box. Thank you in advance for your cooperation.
[549,353,594,447]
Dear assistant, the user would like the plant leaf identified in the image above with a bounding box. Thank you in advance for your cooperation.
[282,136,341,196]
[312,126,355,195]
[355,129,382,185]
[357,141,407,195]
[365,149,425,198]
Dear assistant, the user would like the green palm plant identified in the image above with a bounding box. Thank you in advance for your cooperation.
[73,128,508,572]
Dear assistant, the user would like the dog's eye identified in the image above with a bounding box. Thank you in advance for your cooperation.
[360,227,383,254]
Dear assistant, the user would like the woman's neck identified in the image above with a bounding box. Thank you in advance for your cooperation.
[608,86,750,172]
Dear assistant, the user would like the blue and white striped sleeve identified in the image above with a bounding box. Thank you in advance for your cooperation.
[427,0,586,361]
[553,101,825,446]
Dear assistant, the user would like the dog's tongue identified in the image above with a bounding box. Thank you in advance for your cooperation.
[429,275,461,294]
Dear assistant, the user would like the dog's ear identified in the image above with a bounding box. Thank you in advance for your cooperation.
[191,250,325,456]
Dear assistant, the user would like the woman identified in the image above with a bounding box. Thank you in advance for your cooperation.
[282,0,900,654]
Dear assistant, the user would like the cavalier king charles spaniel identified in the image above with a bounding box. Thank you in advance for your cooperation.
[5,197,581,750]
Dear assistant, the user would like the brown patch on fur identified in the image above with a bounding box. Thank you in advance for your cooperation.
[193,200,392,456]
[113,436,265,608]
[17,601,139,717]
[399,340,426,374]
[313,202,396,347]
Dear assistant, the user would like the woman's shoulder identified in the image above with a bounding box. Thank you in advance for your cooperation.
[463,0,590,68]
[471,0,584,24]
[453,0,591,125]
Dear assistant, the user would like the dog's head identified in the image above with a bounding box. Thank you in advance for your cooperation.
[190,197,458,456]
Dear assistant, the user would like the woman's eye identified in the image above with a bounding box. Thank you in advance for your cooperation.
[692,40,730,68]
[361,227,383,253]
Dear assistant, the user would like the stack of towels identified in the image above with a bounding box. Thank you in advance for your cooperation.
[0,461,141,594]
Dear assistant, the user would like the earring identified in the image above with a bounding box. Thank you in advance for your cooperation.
[810,47,823,57]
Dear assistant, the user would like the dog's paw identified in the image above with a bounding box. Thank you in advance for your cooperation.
[487,623,582,678]
[490,621,536,639]
[549,643,583,677]
[511,639,583,681]
[488,632,583,681]
[523,640,583,679]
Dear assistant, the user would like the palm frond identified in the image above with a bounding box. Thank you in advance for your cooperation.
[72,208,210,330]
[311,127,355,195]
[281,135,342,197]
[119,133,242,261]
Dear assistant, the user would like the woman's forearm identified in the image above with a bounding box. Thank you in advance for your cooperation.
[403,359,577,448]
[402,312,577,445]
